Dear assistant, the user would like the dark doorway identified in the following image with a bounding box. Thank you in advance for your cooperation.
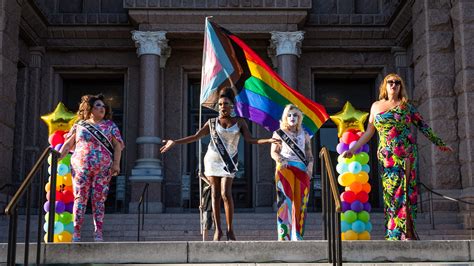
[313,77,382,210]
[62,76,125,213]
[187,80,253,209]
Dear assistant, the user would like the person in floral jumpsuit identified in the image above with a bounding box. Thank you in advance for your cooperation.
[342,74,452,240]
[60,94,124,242]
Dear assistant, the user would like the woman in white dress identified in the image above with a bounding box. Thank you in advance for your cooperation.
[161,89,279,241]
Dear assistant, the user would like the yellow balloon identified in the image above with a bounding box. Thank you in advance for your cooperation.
[41,102,77,135]
[330,102,369,137]
[358,231,371,240]
[56,176,66,187]
[341,232,346,240]
[45,182,51,192]
[339,172,356,187]
[344,230,358,240]
[58,231,72,242]
[63,174,73,187]
[355,172,369,184]
[43,233,60,243]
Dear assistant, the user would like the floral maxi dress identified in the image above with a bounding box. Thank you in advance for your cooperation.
[373,103,446,240]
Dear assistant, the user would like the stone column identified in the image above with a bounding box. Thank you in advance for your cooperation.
[391,47,411,96]
[411,1,460,204]
[451,0,474,219]
[269,31,304,89]
[129,31,170,213]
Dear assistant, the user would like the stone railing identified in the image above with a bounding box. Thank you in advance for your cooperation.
[123,0,311,9]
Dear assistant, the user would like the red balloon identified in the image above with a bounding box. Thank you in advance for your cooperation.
[341,191,356,203]
[61,190,74,204]
[341,131,359,145]
[46,190,63,202]
[49,131,66,147]
[356,191,369,203]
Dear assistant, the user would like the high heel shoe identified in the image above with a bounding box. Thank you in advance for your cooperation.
[213,230,223,241]
[226,230,236,241]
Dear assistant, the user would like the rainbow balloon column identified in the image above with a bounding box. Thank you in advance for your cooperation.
[330,102,372,240]
[41,102,76,243]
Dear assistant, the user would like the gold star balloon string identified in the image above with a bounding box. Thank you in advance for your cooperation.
[331,101,372,241]
[41,102,76,243]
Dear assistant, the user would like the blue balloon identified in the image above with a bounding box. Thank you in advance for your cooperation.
[57,164,69,176]
[64,222,74,234]
[365,221,373,232]
[336,163,348,174]
[341,221,351,232]
[348,161,362,174]
[53,221,64,234]
[362,144,370,153]
[361,164,370,173]
[352,220,366,233]
[341,202,351,212]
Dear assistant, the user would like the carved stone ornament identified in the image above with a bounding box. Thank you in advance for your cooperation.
[131,30,169,57]
[269,31,305,57]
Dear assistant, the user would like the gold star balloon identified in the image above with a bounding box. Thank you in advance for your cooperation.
[330,101,369,137]
[41,102,77,135]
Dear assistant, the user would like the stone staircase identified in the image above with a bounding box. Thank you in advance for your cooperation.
[1,211,472,243]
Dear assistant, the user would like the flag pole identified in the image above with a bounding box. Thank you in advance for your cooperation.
[198,16,213,238]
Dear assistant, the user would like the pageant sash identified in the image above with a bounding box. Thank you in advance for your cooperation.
[276,129,308,166]
[209,118,239,174]
[78,120,114,156]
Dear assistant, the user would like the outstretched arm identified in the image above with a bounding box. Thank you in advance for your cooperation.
[160,121,211,153]
[239,119,280,145]
[410,104,453,152]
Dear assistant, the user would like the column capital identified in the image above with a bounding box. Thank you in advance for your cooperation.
[269,31,305,57]
[29,47,45,68]
[391,46,407,68]
[131,30,169,57]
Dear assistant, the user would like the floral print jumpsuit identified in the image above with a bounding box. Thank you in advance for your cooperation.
[67,120,123,241]
[373,103,445,240]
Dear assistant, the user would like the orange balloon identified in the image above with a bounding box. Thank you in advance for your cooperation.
[362,183,372,193]
[43,233,60,243]
[58,231,72,242]
[350,182,363,194]
[63,174,73,187]
[63,185,73,193]
[344,230,358,240]
[45,182,51,192]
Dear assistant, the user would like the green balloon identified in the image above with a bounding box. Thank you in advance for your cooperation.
[59,212,73,224]
[60,154,71,165]
[356,152,369,165]
[358,211,370,223]
[45,212,59,222]
[344,210,357,223]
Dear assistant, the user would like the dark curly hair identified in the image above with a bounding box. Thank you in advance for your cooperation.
[219,87,236,104]
[77,94,112,120]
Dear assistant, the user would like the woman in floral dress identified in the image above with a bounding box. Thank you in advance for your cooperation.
[60,94,124,242]
[342,74,452,240]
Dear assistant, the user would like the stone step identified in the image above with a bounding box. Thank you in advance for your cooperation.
[1,241,473,264]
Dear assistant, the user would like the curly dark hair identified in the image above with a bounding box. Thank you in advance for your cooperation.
[77,94,112,120]
[218,87,236,104]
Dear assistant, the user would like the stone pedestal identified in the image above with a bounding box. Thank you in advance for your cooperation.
[129,30,170,213]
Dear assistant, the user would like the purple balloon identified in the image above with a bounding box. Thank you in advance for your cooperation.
[336,142,349,154]
[341,201,351,212]
[362,144,370,153]
[363,202,372,212]
[55,201,65,213]
[65,202,74,213]
[54,143,63,151]
[43,201,50,213]
[351,200,364,212]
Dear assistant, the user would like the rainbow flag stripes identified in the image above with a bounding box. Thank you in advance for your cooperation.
[200,19,329,136]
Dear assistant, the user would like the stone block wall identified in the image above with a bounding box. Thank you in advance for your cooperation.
[0,0,22,187]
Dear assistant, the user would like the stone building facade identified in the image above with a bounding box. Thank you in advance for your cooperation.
[0,0,472,222]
